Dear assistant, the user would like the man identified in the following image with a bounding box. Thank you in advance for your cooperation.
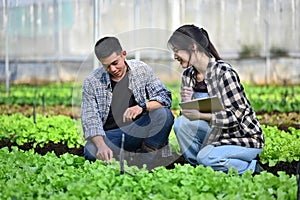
[81,36,174,170]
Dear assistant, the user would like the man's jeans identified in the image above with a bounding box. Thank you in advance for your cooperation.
[84,107,174,161]
[174,115,262,175]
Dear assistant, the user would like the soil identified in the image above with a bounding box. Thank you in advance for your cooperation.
[0,104,81,119]
[0,104,299,176]
[256,111,300,131]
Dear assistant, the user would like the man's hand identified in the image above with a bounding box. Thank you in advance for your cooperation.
[123,105,143,122]
[92,136,113,163]
[95,143,113,163]
[180,86,194,102]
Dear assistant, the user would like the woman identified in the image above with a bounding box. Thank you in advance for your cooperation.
[168,24,264,175]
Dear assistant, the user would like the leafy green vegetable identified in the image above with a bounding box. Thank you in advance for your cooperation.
[259,125,300,166]
[0,113,85,148]
[0,147,297,199]
[1,82,299,112]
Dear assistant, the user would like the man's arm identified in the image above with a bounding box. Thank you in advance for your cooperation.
[81,80,106,139]
[130,61,172,108]
[91,136,113,162]
[122,101,163,122]
[81,78,113,162]
[145,100,163,111]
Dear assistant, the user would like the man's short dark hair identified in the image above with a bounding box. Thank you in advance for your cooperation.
[94,37,123,60]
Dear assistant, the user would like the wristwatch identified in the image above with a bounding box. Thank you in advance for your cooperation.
[141,103,147,113]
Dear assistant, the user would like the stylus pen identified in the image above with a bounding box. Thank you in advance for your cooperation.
[182,75,192,87]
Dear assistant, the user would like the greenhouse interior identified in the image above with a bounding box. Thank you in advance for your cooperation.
[0,0,300,199]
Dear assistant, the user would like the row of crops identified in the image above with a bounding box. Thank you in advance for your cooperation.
[0,82,300,199]
[0,83,300,112]
[0,147,297,200]
[0,113,299,167]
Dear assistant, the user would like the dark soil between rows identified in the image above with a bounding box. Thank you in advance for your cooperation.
[0,139,298,177]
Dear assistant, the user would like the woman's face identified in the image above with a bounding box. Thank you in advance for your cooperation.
[173,48,194,68]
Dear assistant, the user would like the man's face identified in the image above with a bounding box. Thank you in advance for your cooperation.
[101,51,127,80]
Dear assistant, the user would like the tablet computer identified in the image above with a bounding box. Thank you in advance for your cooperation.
[179,96,224,113]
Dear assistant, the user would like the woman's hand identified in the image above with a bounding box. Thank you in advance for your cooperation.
[181,109,212,121]
[180,86,193,102]
[181,109,201,120]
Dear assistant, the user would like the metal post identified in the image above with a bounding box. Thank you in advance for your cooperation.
[120,133,125,175]
[4,0,10,93]
[180,0,185,23]
[58,1,62,56]
[264,0,270,85]
[134,0,140,60]
[297,161,300,200]
[170,0,181,31]
[54,0,63,57]
[93,0,99,70]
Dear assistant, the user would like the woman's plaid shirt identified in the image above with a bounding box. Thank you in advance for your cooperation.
[81,60,172,140]
[182,59,264,149]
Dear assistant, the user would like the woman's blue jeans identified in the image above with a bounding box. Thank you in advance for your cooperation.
[174,115,262,175]
[84,107,174,161]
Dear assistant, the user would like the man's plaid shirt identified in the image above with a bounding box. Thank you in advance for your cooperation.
[81,59,172,140]
[181,59,264,149]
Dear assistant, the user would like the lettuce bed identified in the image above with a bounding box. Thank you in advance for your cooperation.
[0,147,297,200]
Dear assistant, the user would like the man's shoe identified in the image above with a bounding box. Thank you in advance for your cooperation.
[253,162,264,176]
[128,142,173,171]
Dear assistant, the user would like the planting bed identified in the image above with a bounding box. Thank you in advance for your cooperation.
[0,137,298,177]
[0,104,299,176]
